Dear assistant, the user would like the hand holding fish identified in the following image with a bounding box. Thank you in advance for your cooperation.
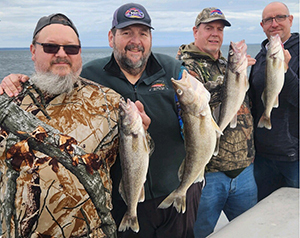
[247,55,256,67]
[283,48,291,70]
[134,100,151,130]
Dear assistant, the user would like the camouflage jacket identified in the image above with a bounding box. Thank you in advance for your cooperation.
[0,77,120,237]
[177,43,255,172]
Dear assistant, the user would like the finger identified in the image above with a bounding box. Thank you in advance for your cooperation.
[0,80,15,97]
[0,85,4,95]
[1,74,24,96]
[135,100,151,130]
[135,100,144,112]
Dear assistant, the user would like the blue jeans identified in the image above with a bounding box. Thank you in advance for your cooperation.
[194,164,257,238]
[254,155,299,201]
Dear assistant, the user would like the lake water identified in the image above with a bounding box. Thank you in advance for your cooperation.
[0,45,261,81]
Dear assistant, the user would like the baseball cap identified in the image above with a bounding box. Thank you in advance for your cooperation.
[112,3,153,29]
[33,13,79,38]
[195,7,231,27]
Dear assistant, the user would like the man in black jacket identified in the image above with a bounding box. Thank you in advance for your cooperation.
[249,1,299,201]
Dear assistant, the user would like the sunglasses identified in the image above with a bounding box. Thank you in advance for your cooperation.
[35,42,81,55]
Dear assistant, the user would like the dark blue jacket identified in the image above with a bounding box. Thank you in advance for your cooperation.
[249,33,299,161]
[81,53,186,200]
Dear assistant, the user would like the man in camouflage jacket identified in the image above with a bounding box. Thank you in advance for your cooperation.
[176,7,257,238]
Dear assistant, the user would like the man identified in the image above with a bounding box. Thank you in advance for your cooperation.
[249,2,299,201]
[80,3,202,238]
[0,13,137,237]
[0,3,203,238]
[176,7,257,238]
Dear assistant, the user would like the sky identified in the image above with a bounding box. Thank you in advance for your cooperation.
[0,0,299,48]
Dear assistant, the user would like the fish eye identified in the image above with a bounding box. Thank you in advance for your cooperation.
[177,89,183,95]
[229,50,234,56]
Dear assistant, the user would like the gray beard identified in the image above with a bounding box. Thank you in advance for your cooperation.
[30,72,76,95]
[113,43,151,76]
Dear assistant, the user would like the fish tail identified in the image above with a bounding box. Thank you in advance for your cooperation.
[118,212,140,233]
[158,191,187,213]
[258,114,272,130]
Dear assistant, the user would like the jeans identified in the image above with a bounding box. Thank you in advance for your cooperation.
[254,155,299,201]
[194,164,257,238]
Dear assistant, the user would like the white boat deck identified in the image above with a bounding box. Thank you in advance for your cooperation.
[209,187,300,238]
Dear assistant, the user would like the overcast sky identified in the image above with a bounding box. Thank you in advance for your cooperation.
[0,0,299,48]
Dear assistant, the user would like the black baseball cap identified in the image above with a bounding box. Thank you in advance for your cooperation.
[112,3,154,29]
[33,13,79,38]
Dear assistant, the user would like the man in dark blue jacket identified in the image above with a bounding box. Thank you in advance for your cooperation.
[80,3,203,237]
[249,1,299,201]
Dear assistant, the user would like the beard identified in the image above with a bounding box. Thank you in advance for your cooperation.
[113,42,151,76]
[30,71,77,95]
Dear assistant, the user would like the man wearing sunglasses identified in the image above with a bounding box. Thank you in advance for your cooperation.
[249,2,299,201]
[0,13,151,237]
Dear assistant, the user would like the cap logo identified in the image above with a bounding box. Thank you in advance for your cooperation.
[125,7,145,19]
[210,9,223,16]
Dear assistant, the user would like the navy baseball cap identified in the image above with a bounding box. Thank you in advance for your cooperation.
[33,13,79,38]
[112,3,154,29]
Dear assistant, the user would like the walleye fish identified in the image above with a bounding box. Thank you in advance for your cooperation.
[217,40,249,132]
[158,70,221,213]
[258,34,285,129]
[118,98,150,233]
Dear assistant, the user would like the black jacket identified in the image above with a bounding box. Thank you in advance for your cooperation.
[81,53,186,200]
[249,33,299,161]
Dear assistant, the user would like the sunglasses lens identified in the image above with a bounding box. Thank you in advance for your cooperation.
[64,45,81,55]
[43,44,60,54]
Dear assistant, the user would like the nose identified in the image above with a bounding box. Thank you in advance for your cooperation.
[271,18,279,27]
[129,33,142,44]
[55,46,68,57]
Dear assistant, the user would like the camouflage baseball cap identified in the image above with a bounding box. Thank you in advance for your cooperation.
[195,7,231,27]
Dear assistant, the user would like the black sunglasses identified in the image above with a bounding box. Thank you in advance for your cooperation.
[35,42,81,55]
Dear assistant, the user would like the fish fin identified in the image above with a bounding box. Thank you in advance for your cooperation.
[230,114,237,128]
[213,133,221,156]
[119,179,128,205]
[258,114,272,130]
[273,96,279,108]
[213,104,220,123]
[244,75,249,90]
[211,117,223,135]
[261,91,266,107]
[284,62,288,73]
[118,212,139,233]
[139,186,145,202]
[178,159,185,182]
[193,174,204,184]
[158,190,187,213]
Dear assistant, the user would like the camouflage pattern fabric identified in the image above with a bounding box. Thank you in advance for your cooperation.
[177,43,255,172]
[0,77,120,237]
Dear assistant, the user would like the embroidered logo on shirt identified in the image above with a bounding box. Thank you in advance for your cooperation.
[149,80,169,91]
[125,8,145,19]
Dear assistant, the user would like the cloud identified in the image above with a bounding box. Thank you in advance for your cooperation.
[0,0,299,47]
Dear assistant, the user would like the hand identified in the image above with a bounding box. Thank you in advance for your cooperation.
[0,74,29,97]
[135,100,151,130]
[247,55,256,67]
[283,49,291,71]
